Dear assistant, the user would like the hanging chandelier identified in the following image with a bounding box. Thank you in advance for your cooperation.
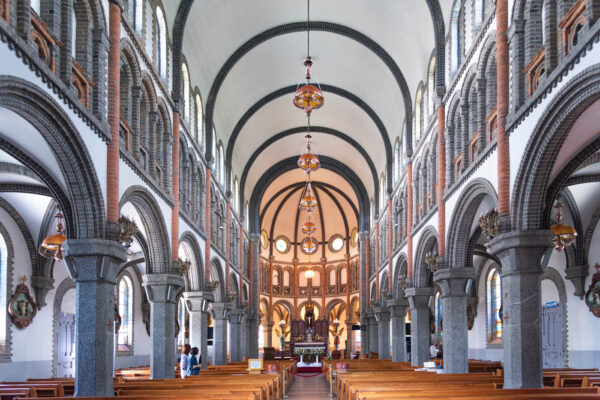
[38,212,67,261]
[299,181,318,212]
[301,236,318,255]
[293,0,324,113]
[297,116,320,173]
[302,218,317,235]
[551,202,577,251]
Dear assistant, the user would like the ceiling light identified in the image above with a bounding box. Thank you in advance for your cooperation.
[39,212,66,261]
[299,181,317,212]
[551,202,577,251]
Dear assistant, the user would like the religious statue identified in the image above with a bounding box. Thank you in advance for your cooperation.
[304,293,315,329]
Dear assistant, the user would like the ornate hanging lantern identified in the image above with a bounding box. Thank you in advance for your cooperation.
[292,1,324,113]
[301,236,318,255]
[299,181,317,212]
[302,220,317,235]
[551,203,577,251]
[297,126,320,173]
[38,212,67,261]
[293,59,324,112]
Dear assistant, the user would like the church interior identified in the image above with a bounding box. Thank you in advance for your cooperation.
[1,0,600,399]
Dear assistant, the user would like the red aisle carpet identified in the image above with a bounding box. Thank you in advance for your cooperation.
[297,366,323,373]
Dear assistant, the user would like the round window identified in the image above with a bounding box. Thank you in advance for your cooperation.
[274,235,290,254]
[350,228,359,247]
[260,230,268,249]
[328,234,344,252]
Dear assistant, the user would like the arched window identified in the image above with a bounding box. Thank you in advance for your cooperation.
[428,57,436,116]
[196,93,203,147]
[487,268,502,343]
[117,276,133,350]
[379,174,385,211]
[71,12,77,59]
[415,87,423,144]
[31,0,40,14]
[132,0,143,35]
[233,177,239,213]
[245,201,249,230]
[451,0,462,74]
[0,232,8,356]
[177,298,186,347]
[434,291,442,344]
[394,139,400,183]
[475,0,484,30]
[212,127,217,165]
[219,144,225,186]
[156,7,167,79]
[182,63,190,123]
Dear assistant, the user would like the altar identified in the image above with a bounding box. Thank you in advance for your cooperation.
[288,296,329,371]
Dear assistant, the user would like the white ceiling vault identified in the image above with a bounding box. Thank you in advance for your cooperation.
[165,0,453,236]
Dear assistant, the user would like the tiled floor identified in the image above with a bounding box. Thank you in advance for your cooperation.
[286,373,335,399]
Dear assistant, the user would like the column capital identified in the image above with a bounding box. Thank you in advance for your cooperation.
[108,0,123,12]
[228,308,245,324]
[63,239,127,283]
[209,302,232,320]
[250,233,261,242]
[183,291,214,312]
[404,287,433,309]
[142,274,184,303]
[433,267,474,297]
[487,230,554,274]
[386,298,409,318]
[372,306,390,322]
[359,231,370,241]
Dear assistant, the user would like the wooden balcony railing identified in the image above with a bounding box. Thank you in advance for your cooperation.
[487,106,497,142]
[30,13,60,72]
[71,60,94,109]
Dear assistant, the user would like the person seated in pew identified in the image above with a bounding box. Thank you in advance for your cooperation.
[180,344,191,379]
[187,347,200,376]
[429,343,440,359]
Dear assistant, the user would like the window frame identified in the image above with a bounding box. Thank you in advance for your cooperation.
[116,273,135,355]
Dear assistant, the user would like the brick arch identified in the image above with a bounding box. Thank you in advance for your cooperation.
[209,257,226,302]
[446,177,497,270]
[413,225,438,288]
[0,77,105,239]
[119,186,171,274]
[512,65,600,231]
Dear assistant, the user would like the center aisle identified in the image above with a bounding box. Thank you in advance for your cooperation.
[286,372,334,399]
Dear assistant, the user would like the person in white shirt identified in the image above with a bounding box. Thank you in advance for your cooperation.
[429,344,439,358]
[180,344,191,378]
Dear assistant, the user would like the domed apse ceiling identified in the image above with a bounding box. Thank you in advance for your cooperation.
[259,169,359,263]
[163,0,454,229]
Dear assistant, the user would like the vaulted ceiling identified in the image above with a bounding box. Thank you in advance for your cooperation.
[163,0,454,236]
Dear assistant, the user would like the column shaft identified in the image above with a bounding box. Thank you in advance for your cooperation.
[374,307,390,359]
[405,288,433,366]
[388,299,408,362]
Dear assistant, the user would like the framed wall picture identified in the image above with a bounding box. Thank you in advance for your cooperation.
[8,277,37,329]
[585,263,600,318]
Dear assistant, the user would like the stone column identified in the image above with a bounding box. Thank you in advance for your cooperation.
[368,313,379,357]
[63,239,126,396]
[183,291,212,370]
[433,268,474,373]
[374,306,390,359]
[143,274,184,379]
[246,312,259,358]
[344,320,354,356]
[358,232,369,352]
[239,310,249,359]
[262,321,274,350]
[210,302,231,365]
[228,309,245,362]
[387,298,409,362]
[488,230,553,389]
[405,287,433,366]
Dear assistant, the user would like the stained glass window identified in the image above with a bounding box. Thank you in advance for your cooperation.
[487,269,502,342]
[117,276,133,349]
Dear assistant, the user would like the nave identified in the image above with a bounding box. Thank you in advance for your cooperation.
[1,0,600,398]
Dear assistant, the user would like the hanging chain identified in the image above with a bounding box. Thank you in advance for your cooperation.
[307,0,310,58]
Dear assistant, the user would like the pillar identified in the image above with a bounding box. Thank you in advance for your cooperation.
[345,320,354,356]
[433,268,474,373]
[262,321,274,350]
[405,287,433,366]
[210,302,231,365]
[387,298,409,362]
[249,234,260,357]
[142,274,184,379]
[228,308,245,362]
[358,232,369,351]
[183,291,211,370]
[246,312,259,358]
[374,306,390,359]
[368,313,378,357]
[488,230,553,388]
[63,239,126,396]
[239,310,250,359]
